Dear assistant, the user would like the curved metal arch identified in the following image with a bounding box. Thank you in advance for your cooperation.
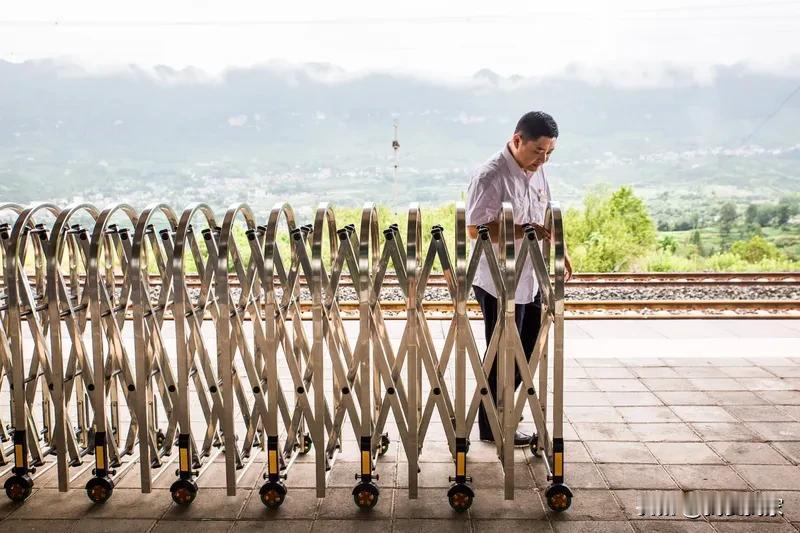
[357,202,380,303]
[544,202,565,306]
[4,202,62,479]
[128,203,179,493]
[46,203,101,492]
[264,202,298,303]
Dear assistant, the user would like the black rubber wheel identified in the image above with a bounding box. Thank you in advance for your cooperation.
[85,476,114,503]
[530,433,540,457]
[545,483,573,512]
[4,474,33,502]
[378,433,390,457]
[259,480,287,509]
[352,481,380,509]
[447,482,475,512]
[170,478,198,505]
[299,433,312,455]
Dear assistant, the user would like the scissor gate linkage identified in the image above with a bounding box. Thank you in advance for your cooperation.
[0,200,571,512]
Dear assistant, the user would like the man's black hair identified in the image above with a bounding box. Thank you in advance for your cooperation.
[515,111,558,141]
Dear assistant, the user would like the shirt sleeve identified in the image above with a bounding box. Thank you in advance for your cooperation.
[466,170,501,226]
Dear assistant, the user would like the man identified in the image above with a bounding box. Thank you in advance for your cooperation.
[466,111,572,445]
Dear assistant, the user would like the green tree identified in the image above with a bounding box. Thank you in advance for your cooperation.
[730,235,783,263]
[658,235,678,253]
[565,186,657,271]
[745,203,758,225]
[719,203,738,237]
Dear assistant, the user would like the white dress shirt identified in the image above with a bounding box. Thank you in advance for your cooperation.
[466,144,551,304]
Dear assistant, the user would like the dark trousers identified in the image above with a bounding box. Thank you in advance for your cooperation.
[474,285,541,438]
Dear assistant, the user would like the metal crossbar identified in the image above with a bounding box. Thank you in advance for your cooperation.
[0,200,570,513]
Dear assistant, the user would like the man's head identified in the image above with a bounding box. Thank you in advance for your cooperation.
[509,111,558,173]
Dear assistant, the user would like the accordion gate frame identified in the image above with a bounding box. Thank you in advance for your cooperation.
[0,200,570,513]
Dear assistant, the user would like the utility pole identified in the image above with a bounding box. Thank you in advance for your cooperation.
[392,119,400,180]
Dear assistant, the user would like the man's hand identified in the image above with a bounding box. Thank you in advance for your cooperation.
[528,223,551,241]
[564,251,573,282]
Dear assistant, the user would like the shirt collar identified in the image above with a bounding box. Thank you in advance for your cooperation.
[502,143,533,181]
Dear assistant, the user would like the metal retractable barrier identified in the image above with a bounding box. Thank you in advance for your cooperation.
[0,200,569,513]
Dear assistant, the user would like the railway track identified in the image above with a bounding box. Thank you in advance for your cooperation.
[8,272,799,319]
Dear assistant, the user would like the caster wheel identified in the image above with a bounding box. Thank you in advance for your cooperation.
[545,483,573,512]
[352,481,379,509]
[156,429,166,450]
[377,433,390,457]
[299,433,312,455]
[4,474,33,502]
[259,480,287,509]
[530,433,540,457]
[170,478,198,505]
[447,482,474,512]
[85,476,114,503]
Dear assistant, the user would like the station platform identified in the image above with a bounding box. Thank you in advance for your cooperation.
[3,319,800,532]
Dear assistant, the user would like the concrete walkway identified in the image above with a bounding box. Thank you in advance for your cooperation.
[3,320,800,532]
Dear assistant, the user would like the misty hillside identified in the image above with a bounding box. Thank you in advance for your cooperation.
[1,59,799,208]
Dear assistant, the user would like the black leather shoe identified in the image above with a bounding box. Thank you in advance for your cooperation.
[479,431,532,447]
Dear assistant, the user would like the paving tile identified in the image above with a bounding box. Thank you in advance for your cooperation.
[646,443,723,464]
[735,465,800,490]
[468,489,546,519]
[564,379,600,392]
[239,487,320,520]
[641,379,697,392]
[724,406,795,422]
[618,406,681,424]
[572,423,638,442]
[665,465,748,490]
[757,391,800,405]
[547,488,625,521]
[161,488,249,520]
[393,489,472,520]
[311,520,391,532]
[0,519,76,533]
[745,422,800,441]
[564,441,592,463]
[548,463,607,490]
[316,488,393,520]
[9,488,94,520]
[585,442,657,464]
[605,392,664,406]
[565,406,624,423]
[152,521,235,532]
[585,367,636,379]
[671,405,737,423]
[631,522,716,532]
[73,519,160,533]
[629,367,681,379]
[720,366,775,378]
[79,488,173,520]
[655,392,716,406]
[592,379,649,392]
[673,367,725,379]
[397,462,451,488]
[597,464,678,490]
[690,423,761,442]
[563,392,612,407]
[705,391,769,406]
[233,520,312,533]
[712,524,797,533]
[710,442,790,465]
[772,442,800,463]
[552,521,633,532]
[472,520,552,532]
[628,423,701,443]
[391,519,472,532]
[688,378,742,391]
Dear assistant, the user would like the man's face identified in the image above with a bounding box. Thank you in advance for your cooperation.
[512,134,557,172]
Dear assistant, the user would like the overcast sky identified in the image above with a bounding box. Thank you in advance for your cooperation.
[2,0,799,85]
